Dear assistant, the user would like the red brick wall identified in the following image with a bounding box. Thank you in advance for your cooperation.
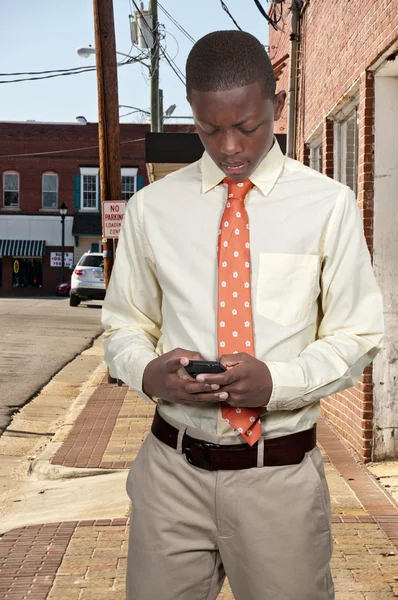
[295,0,398,142]
[0,122,189,214]
[269,1,398,461]
[269,4,291,136]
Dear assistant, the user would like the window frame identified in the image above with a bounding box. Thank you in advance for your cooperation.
[80,167,99,211]
[3,171,20,208]
[42,172,59,209]
[333,100,359,196]
[309,137,323,173]
[121,167,138,202]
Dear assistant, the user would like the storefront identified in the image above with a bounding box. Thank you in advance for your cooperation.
[0,239,73,296]
[11,256,43,289]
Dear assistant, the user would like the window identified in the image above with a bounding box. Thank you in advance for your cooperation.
[79,254,104,268]
[334,107,359,195]
[3,172,19,207]
[310,144,322,173]
[78,167,137,209]
[42,173,58,208]
[80,167,99,210]
[121,168,138,202]
[83,175,97,208]
[12,258,43,288]
[121,175,136,201]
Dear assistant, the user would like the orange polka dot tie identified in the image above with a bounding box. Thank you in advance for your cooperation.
[218,178,262,446]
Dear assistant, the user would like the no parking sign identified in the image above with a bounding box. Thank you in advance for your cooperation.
[102,201,127,239]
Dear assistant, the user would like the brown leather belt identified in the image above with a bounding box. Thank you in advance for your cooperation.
[151,409,316,471]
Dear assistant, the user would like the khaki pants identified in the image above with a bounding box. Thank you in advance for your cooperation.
[126,429,334,600]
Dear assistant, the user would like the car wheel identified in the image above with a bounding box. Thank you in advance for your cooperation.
[69,293,80,307]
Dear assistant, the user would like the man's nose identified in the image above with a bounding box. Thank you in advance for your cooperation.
[219,131,243,156]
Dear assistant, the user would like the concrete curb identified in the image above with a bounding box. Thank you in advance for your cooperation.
[0,335,112,522]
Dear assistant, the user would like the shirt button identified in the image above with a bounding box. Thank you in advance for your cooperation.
[214,186,219,191]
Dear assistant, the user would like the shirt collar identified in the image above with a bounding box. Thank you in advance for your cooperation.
[200,136,285,197]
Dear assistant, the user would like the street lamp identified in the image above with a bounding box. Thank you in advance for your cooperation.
[76,46,150,69]
[59,202,68,283]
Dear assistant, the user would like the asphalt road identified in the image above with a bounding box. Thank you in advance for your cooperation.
[0,297,104,435]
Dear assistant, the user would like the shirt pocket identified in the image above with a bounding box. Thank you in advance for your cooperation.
[256,253,319,326]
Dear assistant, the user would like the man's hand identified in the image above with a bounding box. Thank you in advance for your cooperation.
[195,353,273,408]
[142,348,229,405]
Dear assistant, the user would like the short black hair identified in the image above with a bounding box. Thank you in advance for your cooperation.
[186,30,276,101]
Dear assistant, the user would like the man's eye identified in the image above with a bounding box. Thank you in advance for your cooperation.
[241,126,259,135]
[205,130,218,136]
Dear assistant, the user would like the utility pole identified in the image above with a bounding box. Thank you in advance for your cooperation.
[93,0,122,287]
[159,88,164,132]
[150,0,160,132]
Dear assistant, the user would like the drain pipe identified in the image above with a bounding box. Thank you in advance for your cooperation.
[287,0,300,159]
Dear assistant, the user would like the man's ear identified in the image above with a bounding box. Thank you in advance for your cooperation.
[274,91,287,122]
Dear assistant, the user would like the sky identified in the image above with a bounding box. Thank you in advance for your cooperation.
[0,0,270,125]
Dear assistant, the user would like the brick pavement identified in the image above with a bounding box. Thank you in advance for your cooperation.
[51,387,152,470]
[50,383,131,469]
[2,385,398,599]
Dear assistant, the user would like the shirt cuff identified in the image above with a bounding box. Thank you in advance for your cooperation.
[265,360,306,411]
[106,347,157,402]
[133,353,158,402]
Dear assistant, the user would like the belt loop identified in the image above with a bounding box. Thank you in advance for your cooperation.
[257,437,264,468]
[176,425,187,454]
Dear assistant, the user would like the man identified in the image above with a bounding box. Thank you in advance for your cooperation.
[102,30,384,600]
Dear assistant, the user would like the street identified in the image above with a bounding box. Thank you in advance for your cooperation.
[0,297,104,435]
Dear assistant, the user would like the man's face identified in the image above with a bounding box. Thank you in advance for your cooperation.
[190,82,286,182]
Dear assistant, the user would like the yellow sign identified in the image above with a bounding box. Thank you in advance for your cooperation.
[13,260,19,274]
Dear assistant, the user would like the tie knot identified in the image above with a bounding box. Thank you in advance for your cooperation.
[223,177,254,200]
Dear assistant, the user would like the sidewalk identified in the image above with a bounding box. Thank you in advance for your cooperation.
[1,362,398,599]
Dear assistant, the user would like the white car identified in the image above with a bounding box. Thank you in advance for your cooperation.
[70,252,105,306]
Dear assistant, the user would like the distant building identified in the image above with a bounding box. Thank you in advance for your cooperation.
[269,0,398,461]
[0,121,188,296]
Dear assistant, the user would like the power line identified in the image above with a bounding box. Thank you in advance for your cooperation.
[253,0,278,30]
[0,57,145,85]
[160,26,180,61]
[0,67,97,85]
[161,51,185,85]
[0,66,96,77]
[131,3,185,87]
[161,45,185,80]
[219,1,243,31]
[0,137,146,158]
[158,2,195,44]
[0,48,147,78]
[160,46,186,86]
[131,0,153,34]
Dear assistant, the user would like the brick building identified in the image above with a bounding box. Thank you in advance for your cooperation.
[269,0,398,461]
[0,121,187,297]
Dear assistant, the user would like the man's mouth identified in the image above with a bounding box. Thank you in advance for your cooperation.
[221,161,249,175]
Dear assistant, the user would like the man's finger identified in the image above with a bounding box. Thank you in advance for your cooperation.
[219,352,248,365]
[183,381,221,394]
[163,373,228,402]
[161,357,190,374]
[196,364,244,386]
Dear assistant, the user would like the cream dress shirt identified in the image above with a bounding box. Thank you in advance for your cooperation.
[102,139,384,439]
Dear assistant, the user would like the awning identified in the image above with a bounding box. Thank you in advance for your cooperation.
[0,239,46,258]
[72,213,102,236]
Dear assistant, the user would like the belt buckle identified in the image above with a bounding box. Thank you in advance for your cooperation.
[184,438,223,471]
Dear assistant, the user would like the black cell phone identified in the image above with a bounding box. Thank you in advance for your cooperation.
[185,360,227,378]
